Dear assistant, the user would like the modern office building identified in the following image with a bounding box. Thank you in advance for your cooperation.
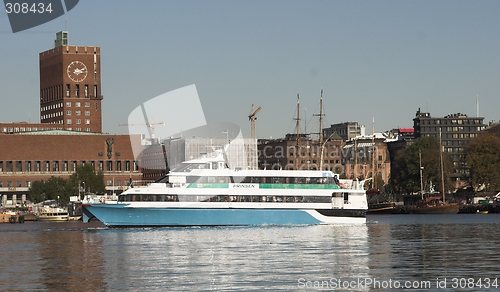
[323,122,365,141]
[413,108,486,182]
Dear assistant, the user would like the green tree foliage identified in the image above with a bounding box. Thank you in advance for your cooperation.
[29,176,75,205]
[466,133,500,192]
[68,164,106,194]
[29,164,106,205]
[390,136,454,194]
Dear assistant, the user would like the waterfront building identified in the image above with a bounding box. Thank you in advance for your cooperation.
[323,122,365,141]
[39,31,103,132]
[164,137,258,171]
[413,108,486,183]
[342,133,391,189]
[0,32,147,207]
[258,133,344,172]
[0,131,143,207]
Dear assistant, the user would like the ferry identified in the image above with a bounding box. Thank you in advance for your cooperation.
[82,151,368,227]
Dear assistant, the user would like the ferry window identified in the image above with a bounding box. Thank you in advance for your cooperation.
[344,193,349,201]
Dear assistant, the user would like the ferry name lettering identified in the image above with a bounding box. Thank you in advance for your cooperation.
[232,184,257,188]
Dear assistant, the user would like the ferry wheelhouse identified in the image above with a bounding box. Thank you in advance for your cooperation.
[83,152,368,227]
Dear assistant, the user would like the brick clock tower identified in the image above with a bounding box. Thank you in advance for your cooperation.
[39,31,103,132]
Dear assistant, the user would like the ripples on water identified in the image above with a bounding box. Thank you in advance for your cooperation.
[1,214,500,291]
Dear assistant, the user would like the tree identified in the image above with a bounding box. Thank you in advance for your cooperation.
[29,176,74,205]
[466,133,500,192]
[68,164,106,194]
[389,136,454,194]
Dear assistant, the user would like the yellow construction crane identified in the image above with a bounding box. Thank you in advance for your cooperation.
[248,104,262,140]
[119,120,165,139]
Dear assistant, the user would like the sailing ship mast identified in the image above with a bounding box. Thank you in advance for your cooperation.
[371,117,376,189]
[439,128,445,202]
[294,93,301,170]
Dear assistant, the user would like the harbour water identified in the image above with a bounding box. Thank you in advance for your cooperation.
[1,214,500,291]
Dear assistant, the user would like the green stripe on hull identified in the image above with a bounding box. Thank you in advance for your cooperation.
[260,184,339,189]
[187,183,229,188]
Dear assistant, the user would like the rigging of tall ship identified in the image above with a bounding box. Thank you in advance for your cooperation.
[82,149,369,227]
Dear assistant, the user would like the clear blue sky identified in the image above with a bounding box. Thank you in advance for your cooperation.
[1,0,499,139]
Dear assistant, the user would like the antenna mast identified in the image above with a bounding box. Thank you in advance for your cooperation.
[476,95,479,117]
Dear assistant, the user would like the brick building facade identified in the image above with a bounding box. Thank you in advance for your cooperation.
[0,131,143,204]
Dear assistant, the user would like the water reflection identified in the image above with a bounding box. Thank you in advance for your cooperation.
[2,215,500,291]
[0,221,106,291]
[99,225,369,290]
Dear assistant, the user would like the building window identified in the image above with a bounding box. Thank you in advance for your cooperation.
[66,101,71,107]
[16,161,22,172]
[76,119,81,124]
[106,180,113,186]
[71,161,77,171]
[107,160,112,171]
[86,128,90,132]
[26,181,31,188]
[84,102,90,107]
[62,161,68,171]
[6,181,12,187]
[85,111,90,116]
[67,119,72,124]
[76,128,81,132]
[6,161,12,172]
[125,160,130,171]
[76,111,81,116]
[16,181,21,187]
[25,161,31,172]
[75,102,80,107]
[67,110,72,115]
[35,161,40,172]
[98,160,103,171]
[85,119,90,124]
[75,84,80,97]
[116,161,122,171]
[116,180,121,186]
[94,85,98,97]
[84,85,88,97]
[66,84,70,97]
[44,161,50,172]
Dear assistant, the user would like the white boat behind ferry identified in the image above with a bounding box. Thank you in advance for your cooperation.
[83,151,368,227]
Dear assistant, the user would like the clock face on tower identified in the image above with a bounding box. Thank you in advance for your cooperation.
[67,61,88,82]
